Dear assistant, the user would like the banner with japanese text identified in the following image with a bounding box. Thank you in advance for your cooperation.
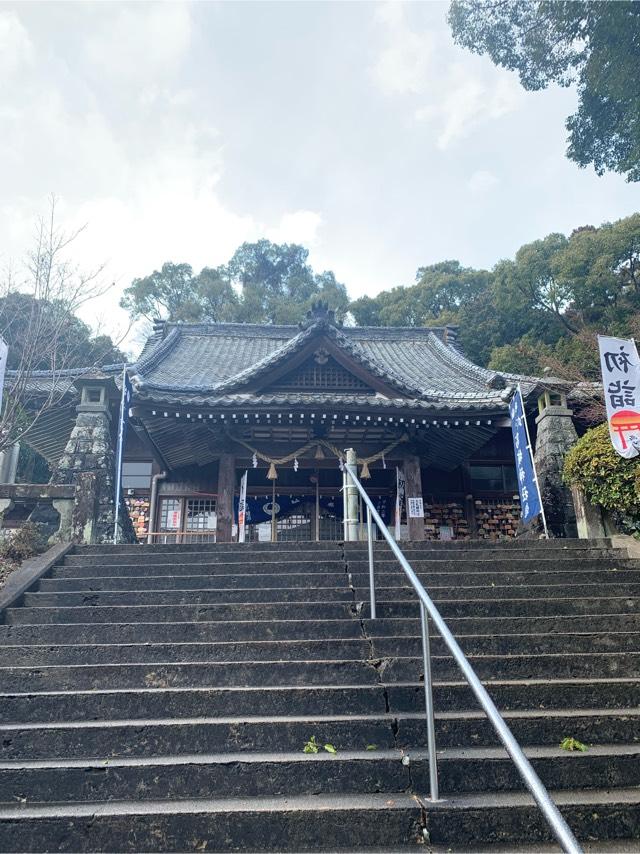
[598,335,640,459]
[113,368,133,542]
[509,387,543,524]
[238,470,248,542]
[395,466,405,539]
[0,337,8,416]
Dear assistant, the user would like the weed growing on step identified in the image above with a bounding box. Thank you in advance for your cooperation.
[303,736,319,753]
[560,736,588,752]
[302,736,338,755]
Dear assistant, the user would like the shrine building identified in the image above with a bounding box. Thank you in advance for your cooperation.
[13,304,580,544]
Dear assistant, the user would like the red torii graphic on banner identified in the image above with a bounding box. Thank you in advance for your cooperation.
[609,409,640,450]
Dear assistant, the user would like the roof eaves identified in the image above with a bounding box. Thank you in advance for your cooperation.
[134,387,508,412]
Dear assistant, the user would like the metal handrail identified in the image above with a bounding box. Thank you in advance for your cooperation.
[344,462,582,854]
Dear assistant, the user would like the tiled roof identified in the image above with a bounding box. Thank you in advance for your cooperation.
[130,317,542,412]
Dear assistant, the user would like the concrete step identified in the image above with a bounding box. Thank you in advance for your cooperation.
[2,744,638,806]
[39,571,353,592]
[2,602,357,624]
[2,708,638,761]
[0,791,426,852]
[0,659,386,692]
[356,582,640,602]
[3,650,640,692]
[0,638,375,666]
[351,556,635,574]
[62,551,347,568]
[53,555,633,577]
[0,618,367,646]
[363,595,640,619]
[26,578,640,608]
[22,587,358,607]
[420,786,640,849]
[2,786,639,852]
[75,537,610,554]
[52,559,349,578]
[77,541,345,555]
[3,629,638,668]
[8,594,640,626]
[3,613,640,649]
[4,677,640,725]
[39,566,640,593]
[345,537,614,552]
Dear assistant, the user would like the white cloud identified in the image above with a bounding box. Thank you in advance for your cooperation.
[266,211,323,247]
[83,3,192,81]
[0,11,34,77]
[413,61,523,149]
[370,2,432,95]
[468,169,499,194]
[371,3,523,148]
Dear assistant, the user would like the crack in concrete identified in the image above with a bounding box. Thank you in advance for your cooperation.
[342,549,404,753]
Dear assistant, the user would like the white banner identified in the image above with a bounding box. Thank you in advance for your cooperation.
[0,338,8,416]
[238,470,248,543]
[598,335,640,459]
[395,466,405,539]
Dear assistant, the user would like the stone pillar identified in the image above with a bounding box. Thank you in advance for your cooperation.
[52,375,117,544]
[0,498,14,529]
[403,455,425,541]
[533,393,578,538]
[216,453,236,543]
[569,484,616,539]
[0,443,20,484]
[51,497,74,542]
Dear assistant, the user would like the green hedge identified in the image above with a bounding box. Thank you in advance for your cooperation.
[563,423,640,533]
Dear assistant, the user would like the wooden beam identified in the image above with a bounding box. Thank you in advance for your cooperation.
[403,454,425,541]
[216,453,236,543]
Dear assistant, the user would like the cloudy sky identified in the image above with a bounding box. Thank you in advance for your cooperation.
[1,1,638,353]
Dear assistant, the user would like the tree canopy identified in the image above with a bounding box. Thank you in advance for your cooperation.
[0,292,124,372]
[448,1,640,181]
[349,212,640,379]
[121,241,349,325]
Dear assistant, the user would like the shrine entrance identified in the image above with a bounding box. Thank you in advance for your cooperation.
[240,464,394,543]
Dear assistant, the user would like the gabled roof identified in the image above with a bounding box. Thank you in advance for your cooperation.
[129,313,540,412]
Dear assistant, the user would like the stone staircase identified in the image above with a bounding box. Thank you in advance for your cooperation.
[1,538,640,852]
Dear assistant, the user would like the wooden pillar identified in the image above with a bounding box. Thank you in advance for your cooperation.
[461,463,478,538]
[404,455,425,541]
[216,453,236,543]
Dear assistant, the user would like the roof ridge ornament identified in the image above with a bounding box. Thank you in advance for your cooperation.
[486,372,507,390]
[299,300,337,329]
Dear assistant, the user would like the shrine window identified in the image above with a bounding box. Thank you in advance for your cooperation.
[122,461,153,490]
[469,464,517,493]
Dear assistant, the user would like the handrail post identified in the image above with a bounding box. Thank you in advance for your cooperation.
[345,448,359,541]
[366,505,376,619]
[420,603,439,801]
[342,467,348,541]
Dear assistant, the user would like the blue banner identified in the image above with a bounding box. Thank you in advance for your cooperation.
[113,368,133,541]
[508,388,543,524]
[234,493,391,525]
